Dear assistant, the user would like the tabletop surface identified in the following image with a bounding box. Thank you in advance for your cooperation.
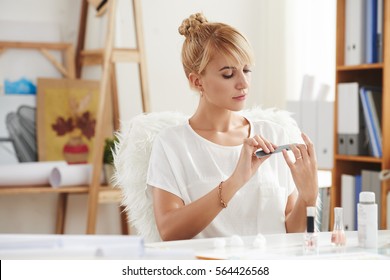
[146,230,390,260]
[1,231,390,260]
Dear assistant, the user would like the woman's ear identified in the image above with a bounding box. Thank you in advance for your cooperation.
[188,72,203,91]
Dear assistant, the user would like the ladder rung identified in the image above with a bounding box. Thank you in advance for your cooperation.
[80,49,104,65]
[112,48,140,63]
[98,187,122,203]
[80,48,140,65]
[0,41,72,50]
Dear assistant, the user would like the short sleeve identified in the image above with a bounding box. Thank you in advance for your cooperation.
[146,135,182,199]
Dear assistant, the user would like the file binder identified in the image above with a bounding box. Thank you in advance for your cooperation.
[341,174,356,231]
[287,100,334,169]
[337,83,368,155]
[317,101,333,169]
[286,101,301,127]
[367,89,382,155]
[361,169,382,225]
[360,86,379,157]
[387,191,390,229]
[300,100,317,153]
[345,0,366,65]
[337,134,348,155]
[377,0,384,62]
[365,0,378,63]
[354,175,362,230]
[359,86,382,157]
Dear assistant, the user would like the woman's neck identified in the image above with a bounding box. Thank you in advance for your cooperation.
[188,104,250,146]
[189,103,245,133]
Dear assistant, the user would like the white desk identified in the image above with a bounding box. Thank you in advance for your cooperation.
[1,231,390,260]
[146,230,390,260]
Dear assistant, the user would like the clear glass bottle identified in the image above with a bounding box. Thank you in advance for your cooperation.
[331,207,346,246]
[303,206,318,254]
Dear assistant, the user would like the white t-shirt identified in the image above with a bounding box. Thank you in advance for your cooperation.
[146,118,296,239]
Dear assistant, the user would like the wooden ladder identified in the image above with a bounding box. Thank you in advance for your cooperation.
[78,0,150,234]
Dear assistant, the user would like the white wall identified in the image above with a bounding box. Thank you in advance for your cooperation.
[0,0,335,234]
[284,0,336,101]
[110,0,273,121]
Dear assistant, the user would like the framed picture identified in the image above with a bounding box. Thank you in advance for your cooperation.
[37,78,102,164]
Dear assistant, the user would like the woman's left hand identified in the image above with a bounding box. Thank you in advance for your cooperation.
[282,132,318,206]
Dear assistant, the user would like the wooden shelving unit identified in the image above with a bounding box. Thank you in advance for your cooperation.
[331,0,390,229]
[0,0,149,235]
[0,41,93,234]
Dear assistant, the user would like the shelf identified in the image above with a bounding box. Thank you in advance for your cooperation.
[0,41,74,50]
[337,63,383,71]
[334,155,383,164]
[0,186,88,194]
[0,41,75,80]
[0,185,120,196]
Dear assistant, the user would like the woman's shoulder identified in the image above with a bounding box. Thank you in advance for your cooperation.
[155,122,189,142]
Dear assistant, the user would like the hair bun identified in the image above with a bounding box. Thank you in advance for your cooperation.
[178,13,208,37]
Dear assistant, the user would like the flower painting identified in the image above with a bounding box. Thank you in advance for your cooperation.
[37,78,100,163]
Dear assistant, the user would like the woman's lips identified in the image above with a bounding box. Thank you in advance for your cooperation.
[232,94,246,101]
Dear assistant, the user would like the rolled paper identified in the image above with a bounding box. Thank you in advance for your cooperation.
[0,161,66,186]
[49,164,104,188]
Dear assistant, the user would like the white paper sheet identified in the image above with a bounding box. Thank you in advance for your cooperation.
[0,234,145,260]
[0,161,66,186]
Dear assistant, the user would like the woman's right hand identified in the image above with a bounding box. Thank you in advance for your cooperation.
[231,135,275,186]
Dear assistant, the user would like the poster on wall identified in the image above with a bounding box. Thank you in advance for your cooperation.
[0,95,36,164]
[37,78,101,164]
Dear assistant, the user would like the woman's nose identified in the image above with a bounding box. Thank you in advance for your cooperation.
[236,72,249,89]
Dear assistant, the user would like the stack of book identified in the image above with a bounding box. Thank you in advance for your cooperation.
[341,171,381,231]
[345,0,383,65]
[337,82,382,158]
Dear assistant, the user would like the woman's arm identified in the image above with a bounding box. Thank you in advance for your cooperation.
[283,133,319,233]
[152,176,239,241]
[285,190,313,232]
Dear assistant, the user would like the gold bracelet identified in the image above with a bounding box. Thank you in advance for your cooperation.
[218,181,227,208]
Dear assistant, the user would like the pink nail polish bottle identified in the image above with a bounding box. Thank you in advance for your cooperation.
[331,207,346,246]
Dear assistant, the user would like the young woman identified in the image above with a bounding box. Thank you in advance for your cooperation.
[147,13,318,241]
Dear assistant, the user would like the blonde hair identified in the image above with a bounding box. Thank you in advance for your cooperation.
[178,13,254,78]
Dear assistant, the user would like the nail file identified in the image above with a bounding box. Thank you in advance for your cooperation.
[255,144,294,158]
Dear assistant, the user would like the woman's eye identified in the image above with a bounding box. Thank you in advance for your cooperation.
[222,73,234,79]
[244,69,252,74]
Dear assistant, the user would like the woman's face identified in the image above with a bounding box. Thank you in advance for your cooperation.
[199,52,252,111]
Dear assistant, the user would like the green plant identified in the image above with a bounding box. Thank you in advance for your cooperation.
[103,136,117,165]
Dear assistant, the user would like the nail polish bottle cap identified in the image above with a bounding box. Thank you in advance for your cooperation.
[334,207,343,217]
[306,206,315,233]
[306,206,316,217]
